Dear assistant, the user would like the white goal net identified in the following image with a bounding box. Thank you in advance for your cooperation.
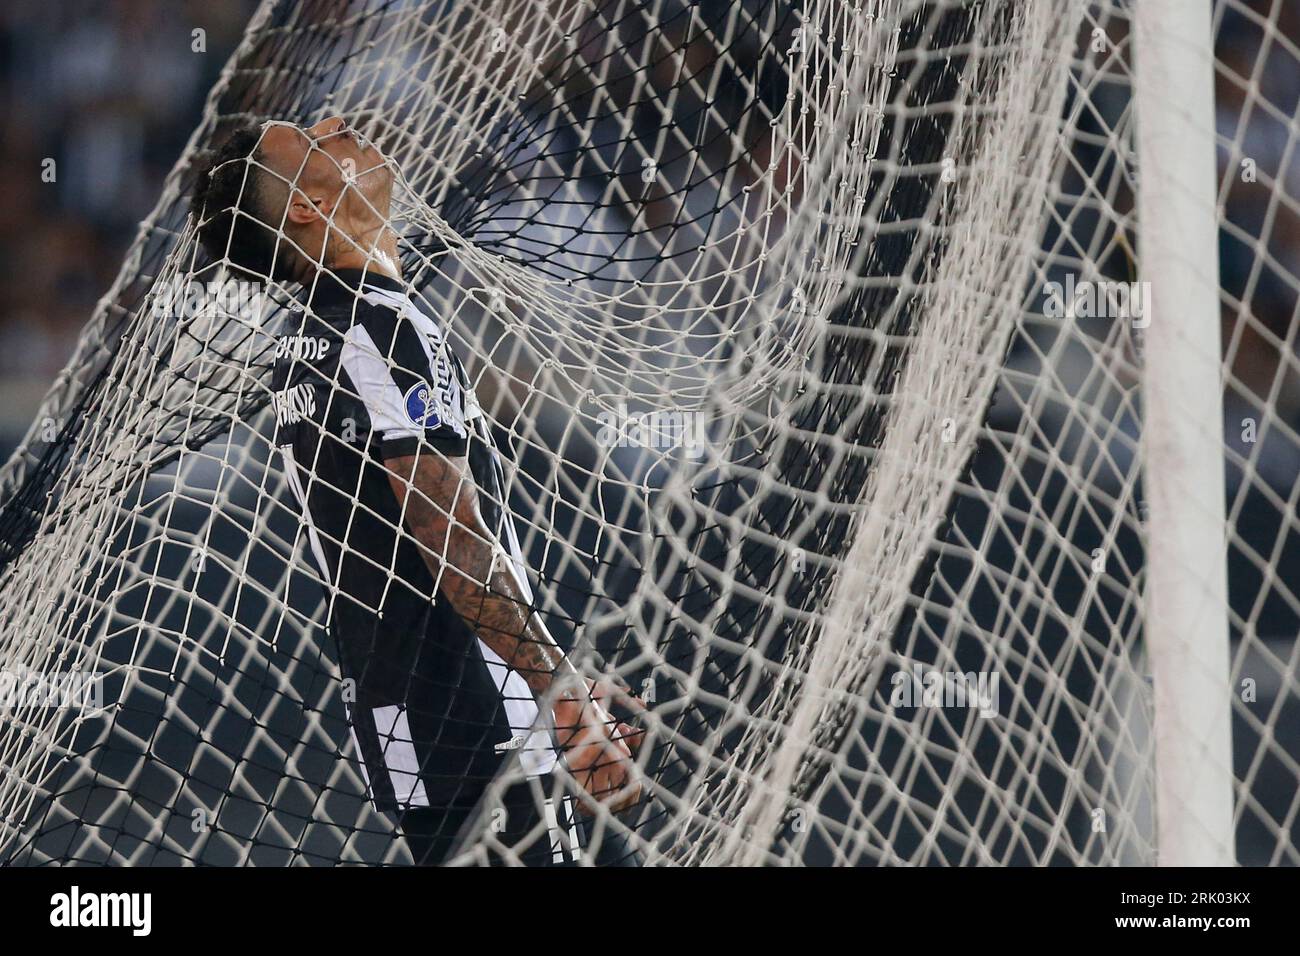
[0,0,1296,866]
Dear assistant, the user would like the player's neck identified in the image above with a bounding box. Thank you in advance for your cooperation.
[322,227,402,282]
[327,249,401,281]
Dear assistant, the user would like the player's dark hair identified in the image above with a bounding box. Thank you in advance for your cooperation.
[190,126,281,280]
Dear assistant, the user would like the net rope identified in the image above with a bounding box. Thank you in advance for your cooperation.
[0,0,1296,866]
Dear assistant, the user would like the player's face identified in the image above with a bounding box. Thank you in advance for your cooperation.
[258,116,393,228]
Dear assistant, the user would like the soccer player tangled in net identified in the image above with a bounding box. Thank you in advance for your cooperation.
[191,117,645,866]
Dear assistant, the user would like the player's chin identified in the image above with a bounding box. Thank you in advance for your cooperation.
[354,158,392,188]
[361,145,389,171]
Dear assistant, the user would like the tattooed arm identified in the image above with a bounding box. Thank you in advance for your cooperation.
[384,451,641,810]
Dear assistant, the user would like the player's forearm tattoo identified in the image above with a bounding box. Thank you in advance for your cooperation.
[386,452,583,697]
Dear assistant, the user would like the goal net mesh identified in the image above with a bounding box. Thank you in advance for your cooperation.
[0,0,1296,865]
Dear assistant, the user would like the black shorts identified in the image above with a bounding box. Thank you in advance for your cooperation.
[348,695,521,811]
[397,774,643,867]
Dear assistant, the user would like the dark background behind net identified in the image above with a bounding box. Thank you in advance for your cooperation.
[0,0,1296,865]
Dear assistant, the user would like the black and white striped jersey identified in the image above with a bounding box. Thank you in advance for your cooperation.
[270,267,556,810]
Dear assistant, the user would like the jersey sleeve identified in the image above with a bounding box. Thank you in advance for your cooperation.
[337,298,470,460]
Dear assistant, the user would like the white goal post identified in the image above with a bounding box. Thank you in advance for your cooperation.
[1134,0,1234,867]
[0,0,1296,867]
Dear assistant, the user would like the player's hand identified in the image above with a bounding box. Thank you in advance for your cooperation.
[587,676,647,754]
[553,679,644,814]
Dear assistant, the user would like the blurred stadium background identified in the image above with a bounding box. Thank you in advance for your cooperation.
[2,0,1295,452]
[0,0,1297,865]
[0,1,259,453]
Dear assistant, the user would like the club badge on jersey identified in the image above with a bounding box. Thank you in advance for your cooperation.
[403,381,443,430]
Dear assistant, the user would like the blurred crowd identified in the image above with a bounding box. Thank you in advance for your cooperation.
[1216,2,1300,432]
[0,0,1295,455]
[0,0,255,445]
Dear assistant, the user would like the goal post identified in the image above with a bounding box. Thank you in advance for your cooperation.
[1133,0,1235,866]
[0,0,1296,867]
